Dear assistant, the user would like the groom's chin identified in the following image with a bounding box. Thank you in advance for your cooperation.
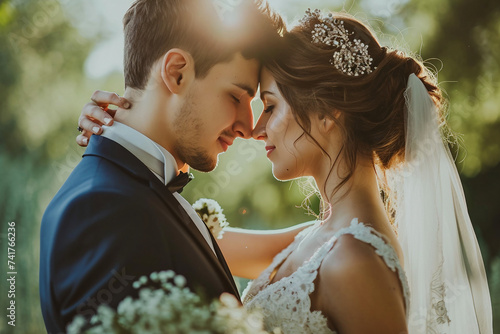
[189,156,218,173]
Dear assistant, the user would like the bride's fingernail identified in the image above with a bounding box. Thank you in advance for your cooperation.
[104,118,112,125]
[124,102,131,109]
[83,138,88,145]
[93,126,100,134]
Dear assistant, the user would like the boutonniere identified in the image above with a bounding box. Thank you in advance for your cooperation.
[193,198,229,239]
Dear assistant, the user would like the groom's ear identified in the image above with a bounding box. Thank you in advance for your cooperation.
[160,49,195,94]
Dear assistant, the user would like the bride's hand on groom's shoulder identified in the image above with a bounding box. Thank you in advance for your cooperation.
[76,90,131,147]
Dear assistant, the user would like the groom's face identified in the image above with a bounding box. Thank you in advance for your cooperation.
[172,53,260,172]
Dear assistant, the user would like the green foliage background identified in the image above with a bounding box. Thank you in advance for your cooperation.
[0,0,498,332]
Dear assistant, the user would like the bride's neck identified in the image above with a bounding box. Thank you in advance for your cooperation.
[314,157,386,229]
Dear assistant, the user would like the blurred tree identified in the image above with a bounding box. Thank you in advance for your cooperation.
[0,0,97,332]
[403,0,500,264]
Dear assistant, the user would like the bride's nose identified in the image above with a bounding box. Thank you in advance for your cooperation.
[252,112,268,140]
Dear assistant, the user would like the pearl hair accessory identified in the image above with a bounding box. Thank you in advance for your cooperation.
[301,8,375,76]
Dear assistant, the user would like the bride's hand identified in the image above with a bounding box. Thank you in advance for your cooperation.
[76,90,131,147]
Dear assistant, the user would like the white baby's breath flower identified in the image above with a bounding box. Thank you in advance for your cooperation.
[68,270,275,333]
[149,272,158,281]
[95,305,115,329]
[66,315,86,334]
[174,275,187,287]
[158,270,175,283]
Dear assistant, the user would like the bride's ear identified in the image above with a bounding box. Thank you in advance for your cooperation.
[318,111,339,134]
[160,48,195,94]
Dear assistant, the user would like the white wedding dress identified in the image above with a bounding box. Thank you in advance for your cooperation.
[242,218,410,334]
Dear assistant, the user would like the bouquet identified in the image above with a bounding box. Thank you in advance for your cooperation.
[68,271,275,334]
[192,198,229,239]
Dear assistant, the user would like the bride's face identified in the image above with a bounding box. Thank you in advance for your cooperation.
[253,69,324,181]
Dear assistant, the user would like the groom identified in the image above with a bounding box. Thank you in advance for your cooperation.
[39,0,282,332]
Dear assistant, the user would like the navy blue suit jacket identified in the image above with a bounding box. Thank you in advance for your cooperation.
[39,135,239,334]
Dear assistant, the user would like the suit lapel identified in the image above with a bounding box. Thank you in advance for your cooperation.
[148,180,240,298]
[208,229,241,299]
[83,136,240,298]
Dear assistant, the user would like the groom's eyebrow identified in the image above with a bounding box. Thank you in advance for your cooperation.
[233,83,256,98]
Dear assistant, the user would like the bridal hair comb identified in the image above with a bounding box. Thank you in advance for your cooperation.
[301,8,374,76]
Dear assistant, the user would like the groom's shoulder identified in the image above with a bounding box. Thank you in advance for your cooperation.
[42,182,153,238]
[42,138,173,242]
[41,179,172,263]
[53,144,157,205]
[43,159,164,234]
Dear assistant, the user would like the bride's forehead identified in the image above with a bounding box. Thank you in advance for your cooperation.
[258,69,278,92]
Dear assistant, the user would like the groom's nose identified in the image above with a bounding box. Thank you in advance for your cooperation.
[232,101,254,139]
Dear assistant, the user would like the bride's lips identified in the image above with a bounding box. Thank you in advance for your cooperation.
[218,137,233,152]
[265,145,276,157]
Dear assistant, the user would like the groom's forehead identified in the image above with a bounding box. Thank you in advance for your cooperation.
[214,54,260,92]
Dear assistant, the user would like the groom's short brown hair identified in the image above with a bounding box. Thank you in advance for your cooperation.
[123,0,284,90]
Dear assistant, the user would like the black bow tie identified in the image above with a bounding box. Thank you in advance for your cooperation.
[167,172,194,193]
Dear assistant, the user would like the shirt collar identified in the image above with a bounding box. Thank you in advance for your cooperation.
[100,121,177,185]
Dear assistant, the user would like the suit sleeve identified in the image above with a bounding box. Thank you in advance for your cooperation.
[50,189,173,328]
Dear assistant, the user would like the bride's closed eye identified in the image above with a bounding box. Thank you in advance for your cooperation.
[264,105,275,113]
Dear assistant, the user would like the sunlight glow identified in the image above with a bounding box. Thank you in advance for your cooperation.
[78,0,409,79]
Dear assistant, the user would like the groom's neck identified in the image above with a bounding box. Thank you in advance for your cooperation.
[114,88,185,170]
[114,88,157,140]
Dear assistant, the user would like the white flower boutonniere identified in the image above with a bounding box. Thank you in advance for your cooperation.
[192,198,229,239]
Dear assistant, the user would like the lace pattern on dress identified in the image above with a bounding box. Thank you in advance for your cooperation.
[242,219,410,334]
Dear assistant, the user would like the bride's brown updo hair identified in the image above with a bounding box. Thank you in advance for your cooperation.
[264,11,446,202]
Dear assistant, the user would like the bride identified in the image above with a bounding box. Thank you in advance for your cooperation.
[76,9,492,334]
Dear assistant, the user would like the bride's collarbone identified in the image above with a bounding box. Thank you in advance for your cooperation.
[269,231,332,284]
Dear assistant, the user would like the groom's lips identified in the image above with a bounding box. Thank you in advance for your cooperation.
[218,137,233,152]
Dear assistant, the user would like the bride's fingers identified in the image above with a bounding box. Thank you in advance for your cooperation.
[76,132,91,147]
[82,103,115,127]
[90,90,131,110]
[78,115,104,135]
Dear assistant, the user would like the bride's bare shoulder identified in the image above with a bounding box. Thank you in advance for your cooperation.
[314,234,407,333]
[318,233,401,291]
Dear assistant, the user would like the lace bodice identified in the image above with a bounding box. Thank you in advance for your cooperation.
[242,219,410,334]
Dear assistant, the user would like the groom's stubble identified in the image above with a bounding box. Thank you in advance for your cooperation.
[173,91,217,172]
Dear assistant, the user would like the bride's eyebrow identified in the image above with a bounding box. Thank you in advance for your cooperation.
[260,90,275,99]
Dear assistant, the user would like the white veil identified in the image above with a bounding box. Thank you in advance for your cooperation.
[387,74,493,333]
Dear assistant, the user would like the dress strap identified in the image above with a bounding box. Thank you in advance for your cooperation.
[301,218,410,315]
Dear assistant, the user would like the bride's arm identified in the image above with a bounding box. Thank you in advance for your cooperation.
[218,221,315,279]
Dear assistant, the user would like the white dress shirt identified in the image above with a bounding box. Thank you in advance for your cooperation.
[100,121,216,254]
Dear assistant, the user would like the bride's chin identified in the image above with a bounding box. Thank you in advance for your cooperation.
[273,174,287,181]
[271,167,293,182]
